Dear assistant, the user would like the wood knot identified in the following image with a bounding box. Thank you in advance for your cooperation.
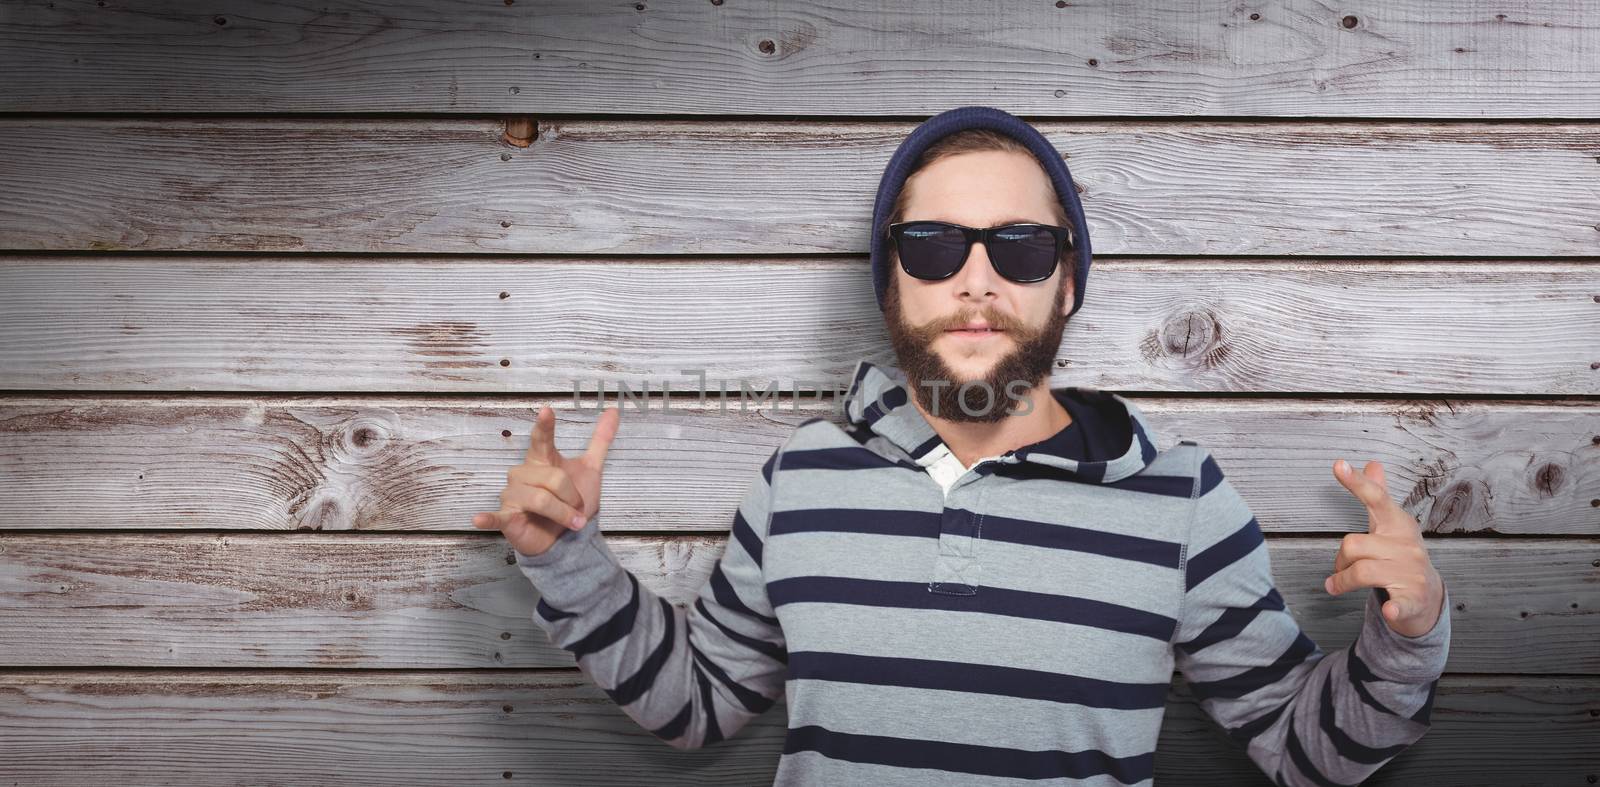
[1140,308,1231,371]
[331,416,394,461]
[1423,479,1479,531]
[1531,462,1565,497]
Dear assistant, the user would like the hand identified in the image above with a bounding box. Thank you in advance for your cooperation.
[472,404,620,557]
[1325,458,1447,637]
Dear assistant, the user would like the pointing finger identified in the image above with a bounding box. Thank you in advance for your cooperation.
[584,404,621,466]
[525,406,563,467]
[1346,459,1423,537]
[1334,458,1397,515]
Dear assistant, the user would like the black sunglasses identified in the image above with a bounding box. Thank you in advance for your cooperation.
[888,220,1073,284]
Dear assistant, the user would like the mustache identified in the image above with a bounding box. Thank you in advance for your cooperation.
[918,308,1025,334]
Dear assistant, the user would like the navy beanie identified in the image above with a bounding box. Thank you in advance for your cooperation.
[869,106,1092,318]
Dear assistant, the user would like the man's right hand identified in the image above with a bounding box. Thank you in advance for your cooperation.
[472,404,620,557]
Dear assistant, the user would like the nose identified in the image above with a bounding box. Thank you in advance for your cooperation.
[950,238,999,302]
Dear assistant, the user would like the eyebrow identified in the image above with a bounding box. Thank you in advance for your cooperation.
[924,216,1054,226]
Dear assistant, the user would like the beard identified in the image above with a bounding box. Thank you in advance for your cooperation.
[883,275,1069,423]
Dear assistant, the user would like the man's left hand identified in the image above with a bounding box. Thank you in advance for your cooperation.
[1325,458,1447,637]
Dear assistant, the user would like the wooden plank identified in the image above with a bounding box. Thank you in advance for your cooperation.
[3,1,1598,118]
[0,533,1593,673]
[1,257,1595,395]
[0,670,1592,786]
[0,396,1592,535]
[3,119,1599,256]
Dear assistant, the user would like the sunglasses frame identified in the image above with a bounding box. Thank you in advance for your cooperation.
[887,220,1073,284]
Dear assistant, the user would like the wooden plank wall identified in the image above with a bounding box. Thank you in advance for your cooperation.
[2,1,1597,784]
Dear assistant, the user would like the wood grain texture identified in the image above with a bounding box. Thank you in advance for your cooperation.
[4,3,1598,780]
[2,1,1598,117]
[3,119,1600,256]
[2,258,1596,395]
[0,533,1594,672]
[0,396,1592,536]
[0,670,1593,786]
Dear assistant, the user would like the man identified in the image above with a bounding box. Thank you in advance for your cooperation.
[473,106,1450,786]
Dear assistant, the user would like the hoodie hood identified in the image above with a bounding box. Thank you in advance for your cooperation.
[839,359,1162,484]
[869,105,1094,319]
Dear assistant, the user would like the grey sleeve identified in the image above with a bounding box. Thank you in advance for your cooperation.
[1173,448,1450,787]
[512,449,788,750]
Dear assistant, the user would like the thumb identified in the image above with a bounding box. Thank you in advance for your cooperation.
[472,507,523,530]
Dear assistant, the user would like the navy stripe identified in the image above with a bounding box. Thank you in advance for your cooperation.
[996,457,1162,487]
[907,432,944,460]
[695,597,788,665]
[768,576,1177,642]
[783,724,1155,784]
[606,597,675,706]
[761,450,778,484]
[1410,678,1439,724]
[770,507,938,539]
[842,359,873,406]
[860,385,909,428]
[1284,716,1350,787]
[881,385,908,409]
[1185,516,1264,591]
[693,663,724,746]
[1103,472,1196,498]
[1225,700,1289,747]
[788,650,1169,711]
[568,571,640,658]
[1345,638,1403,717]
[710,562,780,627]
[1176,586,1284,657]
[1317,672,1408,764]
[987,459,1072,481]
[649,700,694,743]
[781,446,911,472]
[688,625,777,715]
[536,596,579,622]
[1188,630,1318,701]
[1132,417,1158,465]
[731,509,764,567]
[1197,453,1225,496]
[963,508,1183,568]
[773,505,1183,571]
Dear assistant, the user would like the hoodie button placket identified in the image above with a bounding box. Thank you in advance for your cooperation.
[928,474,983,595]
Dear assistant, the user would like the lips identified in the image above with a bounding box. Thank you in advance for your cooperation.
[945,324,1006,340]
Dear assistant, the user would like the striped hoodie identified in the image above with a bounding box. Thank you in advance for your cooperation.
[514,358,1452,786]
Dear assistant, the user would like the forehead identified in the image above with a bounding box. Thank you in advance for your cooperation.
[901,150,1058,224]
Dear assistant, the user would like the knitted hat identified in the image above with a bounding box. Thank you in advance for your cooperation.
[869,106,1092,318]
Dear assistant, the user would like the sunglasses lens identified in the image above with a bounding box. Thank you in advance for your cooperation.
[990,225,1061,282]
[896,222,968,279]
